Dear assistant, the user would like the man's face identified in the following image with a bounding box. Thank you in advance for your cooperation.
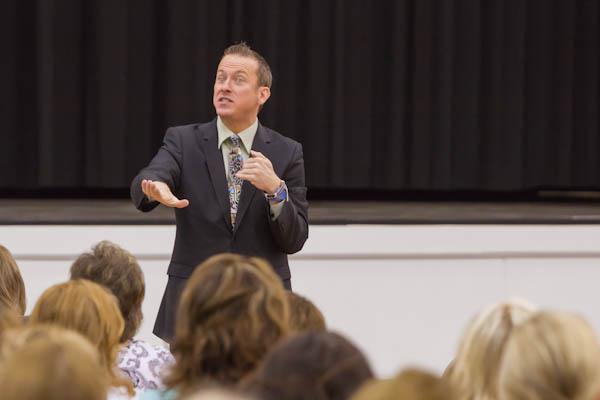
[213,54,270,122]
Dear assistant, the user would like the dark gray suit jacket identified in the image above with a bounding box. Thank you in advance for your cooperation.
[131,120,309,339]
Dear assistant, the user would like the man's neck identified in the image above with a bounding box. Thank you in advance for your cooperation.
[221,117,257,134]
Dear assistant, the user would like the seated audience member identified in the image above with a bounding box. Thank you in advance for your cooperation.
[499,310,600,400]
[243,330,374,400]
[287,292,326,331]
[0,245,26,315]
[70,240,174,390]
[0,325,109,400]
[143,253,291,400]
[29,279,135,399]
[351,368,456,400]
[444,298,535,400]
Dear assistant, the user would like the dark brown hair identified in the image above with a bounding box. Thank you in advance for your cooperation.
[243,331,374,400]
[70,240,145,342]
[223,42,272,88]
[287,292,326,332]
[165,253,290,392]
[0,245,26,315]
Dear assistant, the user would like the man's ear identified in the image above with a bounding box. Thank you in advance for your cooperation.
[258,86,271,105]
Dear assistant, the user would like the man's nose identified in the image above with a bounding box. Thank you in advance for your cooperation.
[218,78,232,91]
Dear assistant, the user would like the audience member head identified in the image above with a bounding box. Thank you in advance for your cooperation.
[166,253,290,392]
[445,298,535,400]
[499,310,600,400]
[69,240,145,343]
[287,292,326,332]
[351,368,456,400]
[0,324,108,400]
[29,279,133,395]
[0,245,26,315]
[243,330,374,400]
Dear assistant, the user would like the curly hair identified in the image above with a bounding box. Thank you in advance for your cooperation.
[164,253,290,392]
[29,279,133,395]
[70,240,145,342]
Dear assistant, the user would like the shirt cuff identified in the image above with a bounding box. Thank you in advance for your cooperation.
[269,201,285,221]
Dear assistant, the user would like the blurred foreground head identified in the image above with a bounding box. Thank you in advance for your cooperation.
[166,253,290,392]
[243,330,373,400]
[445,298,535,400]
[499,310,600,400]
[351,368,457,400]
[0,324,108,400]
[29,279,133,395]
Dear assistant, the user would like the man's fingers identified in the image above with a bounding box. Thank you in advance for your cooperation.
[168,198,189,208]
[250,150,265,158]
[235,171,256,181]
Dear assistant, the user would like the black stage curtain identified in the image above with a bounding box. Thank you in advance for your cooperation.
[2,0,599,193]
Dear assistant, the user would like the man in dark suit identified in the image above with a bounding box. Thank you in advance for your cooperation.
[130,43,309,341]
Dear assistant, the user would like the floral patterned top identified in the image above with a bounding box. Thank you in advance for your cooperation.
[118,338,174,391]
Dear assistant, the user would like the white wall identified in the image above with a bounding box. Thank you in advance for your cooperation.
[2,224,600,377]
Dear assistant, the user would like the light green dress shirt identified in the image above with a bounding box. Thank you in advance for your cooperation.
[216,117,284,220]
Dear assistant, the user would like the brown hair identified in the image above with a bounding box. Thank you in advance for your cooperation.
[223,42,272,88]
[70,240,145,342]
[352,368,457,400]
[243,331,374,400]
[287,292,326,332]
[29,279,133,395]
[499,311,600,400]
[165,253,290,392]
[0,325,108,400]
[0,245,26,315]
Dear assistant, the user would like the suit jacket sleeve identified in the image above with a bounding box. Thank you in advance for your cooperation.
[130,128,183,212]
[268,142,309,254]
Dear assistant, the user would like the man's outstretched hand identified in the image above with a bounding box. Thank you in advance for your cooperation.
[141,179,189,208]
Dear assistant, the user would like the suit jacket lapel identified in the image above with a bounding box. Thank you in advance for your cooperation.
[201,122,233,231]
[234,123,272,232]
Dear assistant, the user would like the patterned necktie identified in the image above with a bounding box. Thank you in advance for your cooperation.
[227,135,244,226]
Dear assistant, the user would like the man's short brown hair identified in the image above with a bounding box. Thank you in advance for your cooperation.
[223,42,272,88]
[69,241,145,343]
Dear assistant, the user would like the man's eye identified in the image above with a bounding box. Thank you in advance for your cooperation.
[216,75,225,82]
[235,77,245,83]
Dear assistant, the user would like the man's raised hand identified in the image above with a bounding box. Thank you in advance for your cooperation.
[141,179,189,208]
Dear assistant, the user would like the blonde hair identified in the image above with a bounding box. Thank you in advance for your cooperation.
[165,253,290,391]
[29,279,133,395]
[0,324,108,400]
[445,299,535,400]
[499,311,600,400]
[352,368,456,400]
[0,245,26,315]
